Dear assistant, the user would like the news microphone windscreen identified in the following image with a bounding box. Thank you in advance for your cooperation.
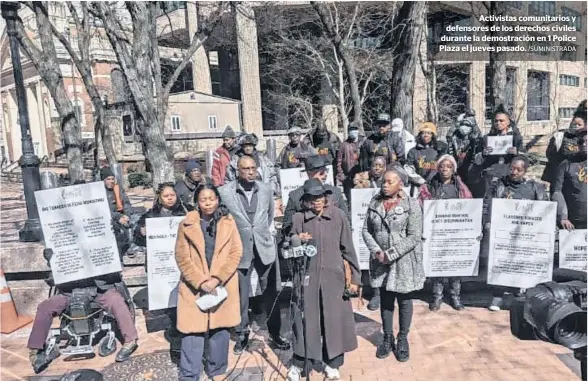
[290,235,302,247]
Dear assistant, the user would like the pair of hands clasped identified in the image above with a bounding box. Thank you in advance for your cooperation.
[201,278,220,295]
[374,250,390,265]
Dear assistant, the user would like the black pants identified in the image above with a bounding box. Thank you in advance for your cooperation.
[236,258,281,339]
[179,328,229,380]
[380,288,413,337]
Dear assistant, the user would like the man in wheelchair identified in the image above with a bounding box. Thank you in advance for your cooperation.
[27,248,138,373]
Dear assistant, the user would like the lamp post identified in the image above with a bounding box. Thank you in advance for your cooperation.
[2,2,43,242]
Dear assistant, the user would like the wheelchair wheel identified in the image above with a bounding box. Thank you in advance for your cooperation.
[98,334,117,357]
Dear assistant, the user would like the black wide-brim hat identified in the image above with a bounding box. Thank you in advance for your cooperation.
[302,178,333,196]
[301,155,327,172]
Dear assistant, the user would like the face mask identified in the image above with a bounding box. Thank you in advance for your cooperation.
[459,125,472,136]
[348,130,359,140]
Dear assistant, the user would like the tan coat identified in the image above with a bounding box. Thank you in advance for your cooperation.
[175,211,243,333]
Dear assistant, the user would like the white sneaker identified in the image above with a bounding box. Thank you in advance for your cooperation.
[286,366,301,381]
[324,365,340,380]
[488,296,502,312]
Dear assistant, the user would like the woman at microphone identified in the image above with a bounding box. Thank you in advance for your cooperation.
[287,178,361,381]
[362,166,425,362]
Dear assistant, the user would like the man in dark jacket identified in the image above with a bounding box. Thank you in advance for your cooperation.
[302,125,341,167]
[542,108,586,192]
[101,167,134,256]
[470,106,524,198]
[552,130,587,230]
[406,122,448,184]
[359,113,404,172]
[447,111,483,187]
[336,122,364,201]
[282,155,349,238]
[174,160,211,207]
[278,126,316,169]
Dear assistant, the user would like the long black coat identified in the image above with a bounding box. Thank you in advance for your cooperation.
[290,206,360,361]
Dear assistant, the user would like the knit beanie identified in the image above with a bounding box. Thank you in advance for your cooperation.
[436,154,457,172]
[185,160,201,175]
[100,167,115,180]
[418,122,437,136]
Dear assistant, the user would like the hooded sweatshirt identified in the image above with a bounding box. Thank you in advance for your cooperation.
[552,155,587,227]
[391,118,416,158]
[406,134,448,182]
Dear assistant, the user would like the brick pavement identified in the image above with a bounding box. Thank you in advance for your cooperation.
[0,301,579,381]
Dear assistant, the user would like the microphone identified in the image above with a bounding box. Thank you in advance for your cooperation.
[304,239,317,258]
[283,235,305,259]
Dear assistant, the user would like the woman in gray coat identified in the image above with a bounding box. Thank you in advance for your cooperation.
[362,166,425,362]
[287,178,361,381]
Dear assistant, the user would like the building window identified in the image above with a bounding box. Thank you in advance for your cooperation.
[122,115,134,137]
[559,75,580,87]
[558,107,577,118]
[73,100,84,126]
[527,71,550,121]
[485,67,517,120]
[209,51,219,66]
[562,7,582,30]
[171,115,181,131]
[208,115,217,131]
[529,1,555,16]
[435,64,470,127]
[561,44,578,61]
[427,11,471,55]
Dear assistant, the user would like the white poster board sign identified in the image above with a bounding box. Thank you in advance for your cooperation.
[423,199,483,277]
[487,199,556,288]
[35,182,122,285]
[351,188,380,270]
[280,165,334,206]
[559,229,587,272]
[146,217,184,311]
[486,135,513,155]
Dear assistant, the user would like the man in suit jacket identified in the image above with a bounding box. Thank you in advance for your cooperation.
[219,155,290,354]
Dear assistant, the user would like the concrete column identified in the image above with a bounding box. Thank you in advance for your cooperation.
[37,83,52,158]
[320,78,339,136]
[7,89,22,160]
[470,61,486,132]
[235,3,263,136]
[187,2,212,94]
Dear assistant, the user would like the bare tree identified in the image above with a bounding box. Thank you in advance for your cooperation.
[389,1,426,133]
[45,2,117,168]
[13,2,84,182]
[258,2,398,134]
[89,2,226,187]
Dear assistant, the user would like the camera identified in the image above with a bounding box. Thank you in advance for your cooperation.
[510,269,587,380]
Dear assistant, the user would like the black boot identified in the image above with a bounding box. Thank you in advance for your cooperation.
[449,279,465,311]
[395,335,410,362]
[367,288,381,311]
[233,333,249,355]
[429,281,443,311]
[30,345,60,374]
[375,333,395,359]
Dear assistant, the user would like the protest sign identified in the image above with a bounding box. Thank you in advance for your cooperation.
[280,165,334,206]
[35,182,122,285]
[423,199,483,277]
[486,135,513,155]
[559,229,587,272]
[146,217,184,311]
[487,199,556,288]
[351,188,380,270]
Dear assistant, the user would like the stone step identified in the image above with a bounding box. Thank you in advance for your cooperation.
[122,265,147,287]
[123,252,146,266]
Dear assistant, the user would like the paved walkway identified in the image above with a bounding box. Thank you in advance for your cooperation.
[1,300,579,381]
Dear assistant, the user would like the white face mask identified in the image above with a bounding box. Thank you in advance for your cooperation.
[348,130,359,140]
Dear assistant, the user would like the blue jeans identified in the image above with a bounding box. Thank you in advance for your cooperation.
[179,329,230,380]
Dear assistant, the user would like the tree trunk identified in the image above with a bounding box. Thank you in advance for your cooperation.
[312,2,364,133]
[96,2,174,188]
[19,3,84,182]
[390,2,426,134]
[487,2,507,113]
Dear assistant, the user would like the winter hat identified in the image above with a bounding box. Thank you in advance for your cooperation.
[240,133,258,146]
[436,154,457,171]
[391,118,404,132]
[100,167,115,180]
[185,160,201,175]
[287,126,303,135]
[347,122,360,131]
[418,122,437,136]
[222,126,236,138]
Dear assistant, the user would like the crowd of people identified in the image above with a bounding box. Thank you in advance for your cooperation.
[27,102,587,380]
